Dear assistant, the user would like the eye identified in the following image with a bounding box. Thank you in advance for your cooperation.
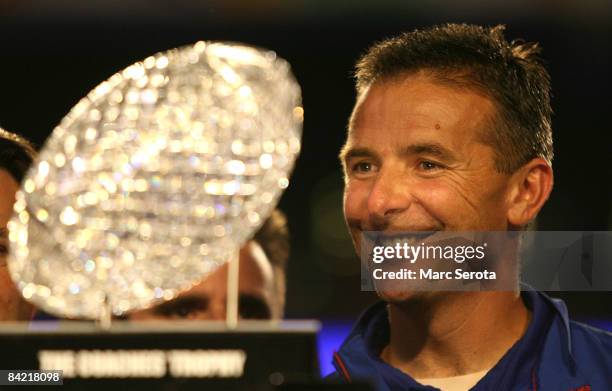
[349,161,378,178]
[168,304,194,319]
[154,297,207,319]
[238,295,272,320]
[352,161,372,172]
[418,160,442,171]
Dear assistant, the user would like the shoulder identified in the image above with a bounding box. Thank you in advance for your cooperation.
[566,320,612,387]
[535,290,612,358]
[569,320,612,354]
[563,319,612,384]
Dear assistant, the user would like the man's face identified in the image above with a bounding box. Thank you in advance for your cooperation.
[341,74,513,300]
[129,241,281,321]
[0,169,32,321]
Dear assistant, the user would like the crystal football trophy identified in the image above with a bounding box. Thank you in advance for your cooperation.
[7,42,303,323]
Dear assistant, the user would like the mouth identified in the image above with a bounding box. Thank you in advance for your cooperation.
[364,230,439,249]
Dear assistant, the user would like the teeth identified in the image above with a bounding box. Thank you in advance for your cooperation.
[369,232,436,249]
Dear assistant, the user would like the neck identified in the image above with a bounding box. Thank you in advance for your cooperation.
[381,290,530,379]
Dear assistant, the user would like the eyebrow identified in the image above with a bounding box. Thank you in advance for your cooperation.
[340,142,457,164]
[152,295,209,316]
[399,143,458,162]
[339,146,377,164]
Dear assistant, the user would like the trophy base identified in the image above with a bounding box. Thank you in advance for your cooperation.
[0,320,319,390]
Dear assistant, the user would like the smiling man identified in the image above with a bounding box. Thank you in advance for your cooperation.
[331,24,612,390]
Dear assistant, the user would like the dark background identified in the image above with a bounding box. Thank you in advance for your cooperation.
[0,0,611,326]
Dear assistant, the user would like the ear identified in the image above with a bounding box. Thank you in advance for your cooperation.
[506,158,553,228]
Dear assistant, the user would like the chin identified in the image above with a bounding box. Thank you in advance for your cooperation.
[376,288,445,305]
[376,289,422,303]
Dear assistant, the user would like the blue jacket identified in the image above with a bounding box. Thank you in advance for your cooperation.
[329,290,612,390]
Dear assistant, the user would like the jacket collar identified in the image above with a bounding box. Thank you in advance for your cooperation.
[535,291,590,390]
[537,290,575,361]
[334,301,433,390]
[333,290,577,391]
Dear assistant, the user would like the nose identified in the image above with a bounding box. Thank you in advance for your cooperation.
[367,168,412,226]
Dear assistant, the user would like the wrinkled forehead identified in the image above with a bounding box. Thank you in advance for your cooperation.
[347,74,497,144]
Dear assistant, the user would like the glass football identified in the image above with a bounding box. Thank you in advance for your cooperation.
[7,41,302,319]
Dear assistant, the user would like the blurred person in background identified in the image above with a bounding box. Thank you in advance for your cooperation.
[332,23,612,390]
[0,128,36,321]
[128,209,289,321]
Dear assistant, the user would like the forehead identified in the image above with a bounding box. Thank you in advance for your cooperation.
[184,241,275,297]
[348,74,496,145]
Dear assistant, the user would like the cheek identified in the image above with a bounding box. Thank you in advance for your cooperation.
[0,267,14,289]
[0,267,19,305]
[343,182,370,220]
[413,179,478,223]
[414,176,509,229]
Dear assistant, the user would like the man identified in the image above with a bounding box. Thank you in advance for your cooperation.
[0,128,36,321]
[332,24,612,390]
[129,209,289,321]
